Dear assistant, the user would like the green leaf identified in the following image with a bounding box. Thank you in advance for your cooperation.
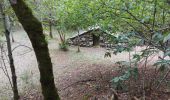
[154,59,170,66]
[112,77,120,83]
[164,51,170,57]
[131,67,139,80]
[159,65,166,72]
[152,32,163,43]
[133,54,141,61]
[163,33,170,43]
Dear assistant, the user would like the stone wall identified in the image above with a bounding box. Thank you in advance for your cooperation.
[68,33,93,47]
[68,29,115,48]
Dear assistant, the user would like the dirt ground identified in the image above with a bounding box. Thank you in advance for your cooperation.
[0,30,169,100]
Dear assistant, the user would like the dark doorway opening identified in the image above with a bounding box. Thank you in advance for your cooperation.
[93,34,100,46]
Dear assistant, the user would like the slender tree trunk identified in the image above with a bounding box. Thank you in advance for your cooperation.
[49,20,53,38]
[77,30,80,52]
[11,33,15,42]
[49,13,53,38]
[8,16,15,42]
[9,0,60,100]
[0,3,19,100]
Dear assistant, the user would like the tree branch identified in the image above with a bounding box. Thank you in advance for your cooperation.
[124,9,150,30]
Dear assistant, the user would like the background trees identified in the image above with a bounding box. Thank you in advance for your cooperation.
[8,0,60,99]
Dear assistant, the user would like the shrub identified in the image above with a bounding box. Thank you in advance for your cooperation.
[59,41,69,51]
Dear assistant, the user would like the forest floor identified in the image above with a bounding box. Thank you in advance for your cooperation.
[0,30,170,100]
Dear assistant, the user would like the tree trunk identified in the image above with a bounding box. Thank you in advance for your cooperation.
[49,20,53,38]
[0,3,19,100]
[8,16,15,42]
[8,0,60,100]
[11,33,15,42]
[77,30,80,52]
[7,16,15,42]
[49,13,53,38]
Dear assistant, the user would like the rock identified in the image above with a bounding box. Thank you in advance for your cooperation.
[89,42,93,46]
[81,37,86,41]
[100,37,103,40]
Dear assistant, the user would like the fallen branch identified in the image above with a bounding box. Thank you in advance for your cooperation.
[12,44,32,52]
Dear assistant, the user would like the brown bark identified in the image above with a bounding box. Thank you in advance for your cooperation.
[8,0,60,100]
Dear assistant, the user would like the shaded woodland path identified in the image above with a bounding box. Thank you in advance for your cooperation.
[0,29,162,100]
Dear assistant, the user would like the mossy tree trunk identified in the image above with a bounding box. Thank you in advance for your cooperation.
[8,0,60,100]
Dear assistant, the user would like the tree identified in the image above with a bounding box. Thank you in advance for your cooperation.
[8,0,60,100]
[57,0,170,99]
[92,0,170,99]
[56,0,96,52]
[0,2,19,100]
[0,1,16,42]
[40,0,57,38]
[26,0,57,38]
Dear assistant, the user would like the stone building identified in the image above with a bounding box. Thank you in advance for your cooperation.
[68,28,114,48]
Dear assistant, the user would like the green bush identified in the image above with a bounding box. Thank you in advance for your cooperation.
[59,41,69,51]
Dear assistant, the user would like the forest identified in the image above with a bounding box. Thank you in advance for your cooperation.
[0,0,170,100]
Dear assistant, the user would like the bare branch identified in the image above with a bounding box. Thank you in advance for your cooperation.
[0,44,13,89]
[12,44,32,52]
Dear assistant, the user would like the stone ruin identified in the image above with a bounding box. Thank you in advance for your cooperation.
[67,28,115,48]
